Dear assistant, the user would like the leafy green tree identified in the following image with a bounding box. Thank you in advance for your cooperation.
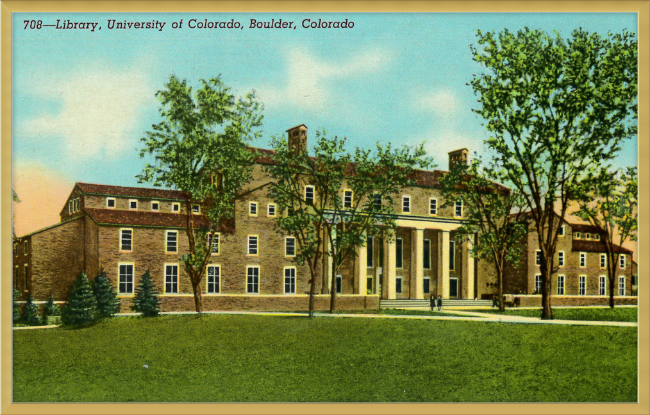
[267,129,431,314]
[13,289,22,324]
[61,273,97,326]
[42,294,61,325]
[440,158,527,311]
[470,28,637,319]
[22,295,41,326]
[574,167,637,308]
[132,271,160,317]
[138,75,263,313]
[92,270,120,318]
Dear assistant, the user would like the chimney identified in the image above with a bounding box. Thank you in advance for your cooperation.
[286,124,308,154]
[448,148,469,170]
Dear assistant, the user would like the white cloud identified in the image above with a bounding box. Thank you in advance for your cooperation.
[18,62,156,160]
[415,89,459,117]
[253,46,393,111]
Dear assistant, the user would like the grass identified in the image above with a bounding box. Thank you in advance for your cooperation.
[13,314,636,402]
[479,307,637,322]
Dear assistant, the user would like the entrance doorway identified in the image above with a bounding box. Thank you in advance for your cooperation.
[449,278,459,298]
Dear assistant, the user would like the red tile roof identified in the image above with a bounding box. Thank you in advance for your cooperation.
[84,208,234,232]
[77,182,189,200]
[572,239,632,255]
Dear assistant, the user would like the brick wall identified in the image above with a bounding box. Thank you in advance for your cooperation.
[515,295,637,307]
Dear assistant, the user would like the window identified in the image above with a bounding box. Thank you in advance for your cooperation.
[575,232,581,239]
[424,239,431,269]
[557,275,565,295]
[74,198,80,212]
[449,240,455,271]
[208,233,220,255]
[599,276,606,295]
[192,205,200,214]
[171,203,180,213]
[336,275,342,294]
[455,200,463,217]
[248,235,258,256]
[68,200,73,214]
[166,230,178,253]
[373,194,382,210]
[535,274,542,293]
[579,275,586,296]
[536,250,542,266]
[367,237,373,268]
[305,185,314,204]
[249,202,258,216]
[586,233,591,240]
[600,254,606,269]
[24,240,28,256]
[423,278,431,294]
[595,234,600,241]
[580,253,586,268]
[13,243,17,257]
[129,199,138,210]
[151,201,159,211]
[120,229,133,251]
[619,254,626,269]
[284,267,296,294]
[396,277,403,294]
[285,237,296,257]
[247,266,259,294]
[396,238,403,269]
[343,190,353,208]
[24,264,28,289]
[118,264,134,294]
[207,265,220,294]
[367,278,373,294]
[559,225,565,236]
[618,276,625,296]
[106,197,116,208]
[267,204,276,217]
[165,264,178,294]
[429,198,437,215]
[558,251,564,267]
[402,196,411,213]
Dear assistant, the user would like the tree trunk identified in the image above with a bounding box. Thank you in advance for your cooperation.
[330,259,338,313]
[192,279,204,313]
[608,260,616,309]
[308,263,317,317]
[497,265,505,312]
[540,261,553,320]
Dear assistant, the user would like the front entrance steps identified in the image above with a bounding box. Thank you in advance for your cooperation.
[380,299,493,309]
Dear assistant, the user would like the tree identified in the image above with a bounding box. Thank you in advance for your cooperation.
[470,28,637,319]
[92,270,120,318]
[267,129,431,314]
[132,271,160,317]
[42,294,61,325]
[138,75,263,313]
[13,289,22,324]
[61,273,98,326]
[574,166,637,308]
[22,295,41,326]
[439,158,527,311]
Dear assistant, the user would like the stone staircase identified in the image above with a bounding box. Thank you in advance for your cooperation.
[380,299,493,309]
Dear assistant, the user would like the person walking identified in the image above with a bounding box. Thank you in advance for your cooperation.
[430,295,435,311]
[437,295,442,311]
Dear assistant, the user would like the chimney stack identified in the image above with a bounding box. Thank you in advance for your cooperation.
[448,148,469,170]
[286,124,308,154]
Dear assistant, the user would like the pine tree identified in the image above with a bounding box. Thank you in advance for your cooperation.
[61,273,97,326]
[22,295,41,326]
[13,289,22,324]
[132,270,159,317]
[92,270,120,318]
[42,294,61,325]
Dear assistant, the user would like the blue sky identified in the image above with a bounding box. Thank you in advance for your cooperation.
[13,12,638,189]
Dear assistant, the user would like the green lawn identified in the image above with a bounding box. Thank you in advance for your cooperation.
[13,314,637,402]
[480,307,638,322]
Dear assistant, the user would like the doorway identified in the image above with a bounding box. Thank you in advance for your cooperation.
[450,278,459,298]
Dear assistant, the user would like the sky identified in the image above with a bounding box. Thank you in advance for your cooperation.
[12,12,638,236]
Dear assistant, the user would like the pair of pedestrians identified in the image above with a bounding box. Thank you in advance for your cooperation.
[430,295,442,311]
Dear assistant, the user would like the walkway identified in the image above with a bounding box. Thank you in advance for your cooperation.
[13,307,637,329]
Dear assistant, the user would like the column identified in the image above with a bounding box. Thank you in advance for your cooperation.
[385,237,396,299]
[463,238,475,299]
[411,228,424,299]
[438,230,450,299]
[357,240,367,295]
